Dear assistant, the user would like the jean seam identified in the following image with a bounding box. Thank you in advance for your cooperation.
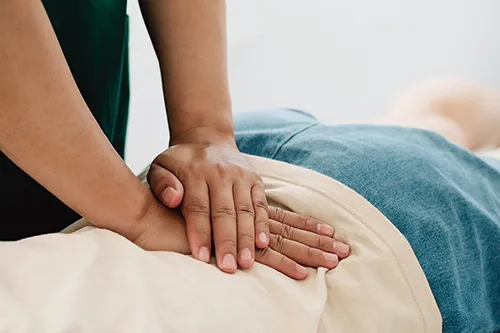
[270,122,319,159]
[282,108,318,121]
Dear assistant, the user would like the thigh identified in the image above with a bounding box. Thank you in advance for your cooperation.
[235,110,500,333]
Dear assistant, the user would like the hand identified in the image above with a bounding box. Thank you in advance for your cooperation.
[255,206,350,280]
[131,194,191,255]
[147,127,270,274]
[133,199,350,280]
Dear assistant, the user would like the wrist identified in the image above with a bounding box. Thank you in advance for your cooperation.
[132,195,192,254]
[169,125,236,147]
[167,103,234,145]
[90,182,155,242]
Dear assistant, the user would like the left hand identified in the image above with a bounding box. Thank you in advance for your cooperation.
[133,197,350,280]
[147,127,270,273]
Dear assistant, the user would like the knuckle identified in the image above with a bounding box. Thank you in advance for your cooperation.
[235,166,247,178]
[252,182,266,195]
[219,238,237,250]
[151,155,165,165]
[316,234,324,248]
[149,178,168,195]
[253,198,268,212]
[236,204,254,217]
[212,207,237,220]
[273,207,287,222]
[254,178,265,188]
[146,168,161,185]
[255,215,269,230]
[274,235,285,252]
[178,166,191,180]
[215,163,229,177]
[253,173,263,183]
[147,180,167,193]
[256,246,271,261]
[307,246,316,260]
[282,224,294,239]
[194,228,212,241]
[146,163,159,177]
[238,232,254,245]
[299,215,310,229]
[182,200,210,216]
[187,166,203,180]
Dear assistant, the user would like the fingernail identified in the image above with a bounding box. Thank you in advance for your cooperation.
[334,242,350,255]
[162,187,177,206]
[240,248,252,261]
[323,252,339,264]
[222,254,236,270]
[296,264,309,276]
[318,224,334,236]
[258,232,268,244]
[198,247,210,263]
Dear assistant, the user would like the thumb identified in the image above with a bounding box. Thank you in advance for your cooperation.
[147,163,185,208]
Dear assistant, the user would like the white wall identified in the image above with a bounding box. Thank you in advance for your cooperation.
[125,0,500,173]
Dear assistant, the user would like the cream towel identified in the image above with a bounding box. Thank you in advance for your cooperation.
[0,155,441,333]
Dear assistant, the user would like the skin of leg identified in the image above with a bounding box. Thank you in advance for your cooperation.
[377,78,500,151]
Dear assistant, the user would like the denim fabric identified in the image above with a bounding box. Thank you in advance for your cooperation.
[234,109,500,333]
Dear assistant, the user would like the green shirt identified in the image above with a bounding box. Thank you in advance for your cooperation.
[1,0,130,239]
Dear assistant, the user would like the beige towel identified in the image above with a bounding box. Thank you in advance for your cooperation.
[0,155,441,333]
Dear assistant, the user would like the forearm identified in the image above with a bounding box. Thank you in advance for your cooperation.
[0,0,150,236]
[139,0,234,141]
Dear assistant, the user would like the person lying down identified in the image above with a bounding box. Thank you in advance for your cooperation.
[1,79,499,333]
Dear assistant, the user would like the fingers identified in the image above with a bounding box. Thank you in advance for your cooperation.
[180,180,212,264]
[255,247,310,280]
[268,234,339,269]
[151,148,270,274]
[269,219,350,259]
[209,180,238,274]
[147,163,185,208]
[233,182,255,268]
[268,206,334,237]
[252,183,270,248]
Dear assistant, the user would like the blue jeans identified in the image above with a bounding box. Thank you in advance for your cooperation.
[234,109,500,333]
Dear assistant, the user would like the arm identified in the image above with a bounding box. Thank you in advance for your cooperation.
[0,0,149,238]
[140,0,271,273]
[139,0,233,140]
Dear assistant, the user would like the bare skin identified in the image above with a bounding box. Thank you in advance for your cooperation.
[379,78,500,151]
[0,0,150,237]
[139,0,272,273]
[0,0,350,278]
[137,203,350,280]
[2,0,277,274]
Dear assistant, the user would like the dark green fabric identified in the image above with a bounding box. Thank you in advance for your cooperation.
[0,0,130,239]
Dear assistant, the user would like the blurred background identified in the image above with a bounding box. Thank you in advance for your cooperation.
[125,0,500,173]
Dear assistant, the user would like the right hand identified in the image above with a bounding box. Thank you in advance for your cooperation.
[129,194,350,280]
[146,133,270,274]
